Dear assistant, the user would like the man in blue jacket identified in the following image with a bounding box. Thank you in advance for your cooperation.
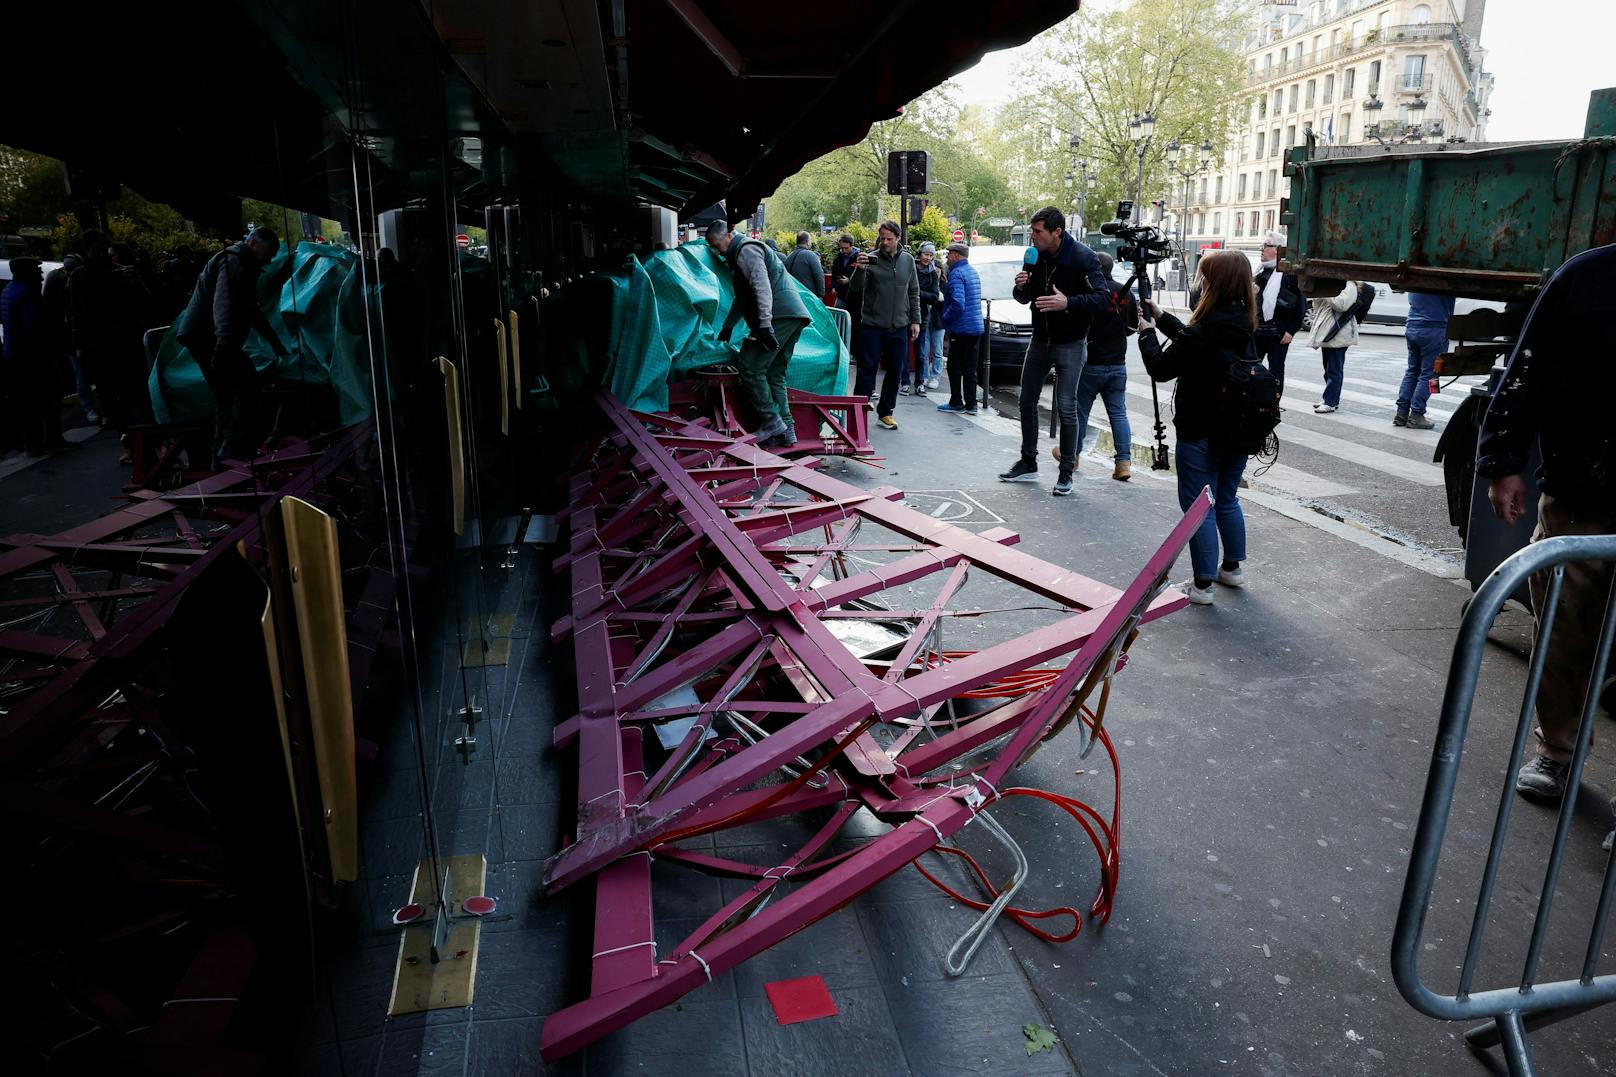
[936,242,983,413]
[2,256,68,454]
[1000,206,1111,496]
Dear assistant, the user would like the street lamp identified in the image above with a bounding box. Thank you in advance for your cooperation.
[816,213,825,234]
[1165,137,1213,284]
[1128,111,1157,223]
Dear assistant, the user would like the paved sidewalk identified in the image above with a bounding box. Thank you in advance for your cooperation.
[296,390,1616,1076]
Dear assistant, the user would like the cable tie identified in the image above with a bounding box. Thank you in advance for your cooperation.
[978,777,1001,802]
[916,815,945,843]
[592,940,655,959]
[585,788,624,807]
[763,863,796,880]
[691,950,713,982]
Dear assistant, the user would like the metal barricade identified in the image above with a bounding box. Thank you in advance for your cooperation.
[1393,534,1616,1075]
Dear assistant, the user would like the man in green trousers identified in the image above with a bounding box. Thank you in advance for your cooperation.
[709,222,810,449]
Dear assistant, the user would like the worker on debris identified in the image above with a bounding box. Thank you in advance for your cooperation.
[709,221,810,449]
[175,226,290,469]
[1477,241,1616,851]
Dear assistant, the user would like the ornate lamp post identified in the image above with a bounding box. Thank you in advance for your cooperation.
[1128,111,1156,224]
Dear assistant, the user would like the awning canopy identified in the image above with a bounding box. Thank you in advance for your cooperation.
[2,1,1080,224]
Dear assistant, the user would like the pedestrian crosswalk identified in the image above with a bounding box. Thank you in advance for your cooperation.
[958,336,1482,515]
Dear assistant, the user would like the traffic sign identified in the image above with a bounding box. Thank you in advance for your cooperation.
[984,217,1014,227]
[951,229,964,242]
[455,234,470,248]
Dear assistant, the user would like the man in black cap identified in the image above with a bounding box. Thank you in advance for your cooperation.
[175,227,290,468]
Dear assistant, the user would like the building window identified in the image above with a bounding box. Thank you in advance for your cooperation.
[1285,125,1296,149]
[1343,68,1355,98]
[1369,60,1381,94]
[1269,169,1279,198]
[1323,74,1334,104]
[1213,211,1222,234]
[1271,127,1281,155]
[1264,53,1273,74]
[1412,4,1431,24]
[1274,89,1283,114]
[1235,212,1245,237]
[1215,176,1224,203]
[1237,174,1247,200]
[1253,172,1262,199]
[1197,212,1205,234]
[1280,47,1288,66]
[1266,210,1276,232]
[1255,131,1265,157]
[1258,96,1267,120]
[1306,79,1316,108]
[1288,85,1299,112]
[1340,112,1351,142]
[1199,177,1209,203]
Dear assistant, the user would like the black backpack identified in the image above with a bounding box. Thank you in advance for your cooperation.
[1349,280,1376,323]
[1214,335,1282,456]
[1320,281,1377,344]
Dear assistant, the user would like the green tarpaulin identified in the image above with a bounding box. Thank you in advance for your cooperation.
[545,239,848,412]
[147,242,379,425]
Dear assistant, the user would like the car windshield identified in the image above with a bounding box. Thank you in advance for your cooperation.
[976,261,1021,300]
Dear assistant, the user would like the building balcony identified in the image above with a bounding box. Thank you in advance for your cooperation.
[1395,74,1432,93]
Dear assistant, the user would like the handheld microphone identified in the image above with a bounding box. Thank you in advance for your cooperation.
[1022,246,1038,272]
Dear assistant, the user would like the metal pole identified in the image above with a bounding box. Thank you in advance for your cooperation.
[1134,147,1145,224]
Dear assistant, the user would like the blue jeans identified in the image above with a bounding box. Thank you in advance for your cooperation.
[1176,437,1248,582]
[1397,328,1446,415]
[1018,338,1087,471]
[1320,347,1346,407]
[1075,363,1131,462]
[856,327,908,418]
[915,327,945,385]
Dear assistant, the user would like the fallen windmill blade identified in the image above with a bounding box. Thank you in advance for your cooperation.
[539,394,1209,1058]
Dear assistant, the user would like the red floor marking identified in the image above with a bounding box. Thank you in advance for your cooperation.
[764,975,839,1026]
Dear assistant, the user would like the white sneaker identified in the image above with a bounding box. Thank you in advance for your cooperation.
[1179,580,1215,606]
[1313,403,1337,413]
[927,378,940,390]
[1217,565,1246,588]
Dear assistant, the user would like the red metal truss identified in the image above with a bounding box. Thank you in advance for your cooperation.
[539,394,1209,1058]
[667,372,876,459]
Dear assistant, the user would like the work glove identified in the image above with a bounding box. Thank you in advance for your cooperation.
[754,326,779,351]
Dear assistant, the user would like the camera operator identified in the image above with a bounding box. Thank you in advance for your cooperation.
[1254,229,1304,399]
[998,206,1111,497]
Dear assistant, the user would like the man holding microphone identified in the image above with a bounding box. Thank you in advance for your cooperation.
[999,206,1111,496]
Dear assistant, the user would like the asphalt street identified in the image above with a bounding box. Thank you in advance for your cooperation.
[986,322,1485,570]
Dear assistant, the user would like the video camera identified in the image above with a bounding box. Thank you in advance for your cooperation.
[1099,201,1171,268]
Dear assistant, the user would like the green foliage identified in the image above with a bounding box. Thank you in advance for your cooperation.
[997,0,1249,226]
[0,147,68,234]
[907,205,951,250]
[48,213,225,262]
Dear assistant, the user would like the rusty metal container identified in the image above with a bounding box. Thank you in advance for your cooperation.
[1282,88,1616,299]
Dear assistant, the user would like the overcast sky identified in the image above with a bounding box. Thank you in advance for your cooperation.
[951,0,1614,142]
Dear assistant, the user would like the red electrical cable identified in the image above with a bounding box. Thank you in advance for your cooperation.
[911,709,1124,940]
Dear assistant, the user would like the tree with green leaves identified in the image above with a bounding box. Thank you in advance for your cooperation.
[992,0,1250,232]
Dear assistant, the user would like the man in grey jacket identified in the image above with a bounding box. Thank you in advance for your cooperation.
[709,222,811,448]
[783,231,824,300]
[847,221,920,430]
[175,227,289,468]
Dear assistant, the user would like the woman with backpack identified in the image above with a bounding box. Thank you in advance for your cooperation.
[1306,280,1368,414]
[1137,249,1266,606]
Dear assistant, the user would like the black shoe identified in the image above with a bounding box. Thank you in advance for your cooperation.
[999,459,1038,482]
[1393,410,1409,427]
